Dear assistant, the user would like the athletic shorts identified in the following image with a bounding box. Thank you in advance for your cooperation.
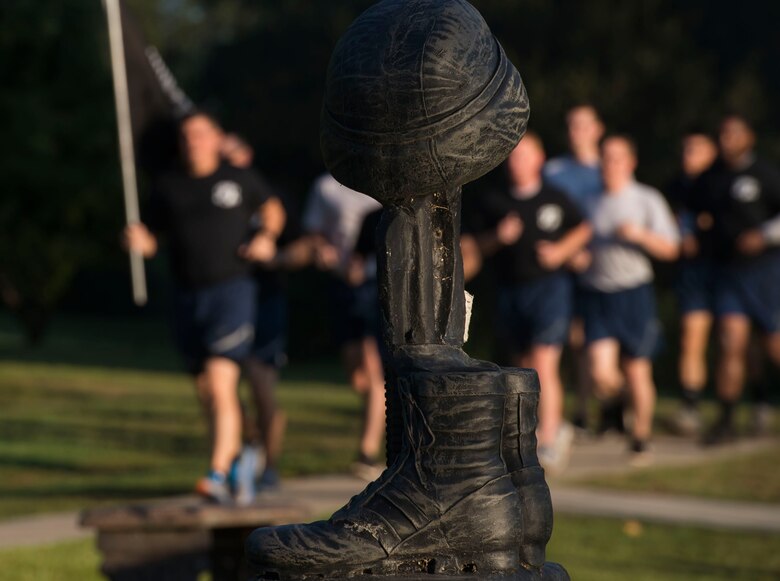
[496,273,573,352]
[252,290,288,369]
[676,258,717,315]
[330,278,380,347]
[714,252,780,334]
[581,283,660,359]
[173,276,256,374]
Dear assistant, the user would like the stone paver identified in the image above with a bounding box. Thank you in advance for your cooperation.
[0,511,89,550]
[551,487,780,533]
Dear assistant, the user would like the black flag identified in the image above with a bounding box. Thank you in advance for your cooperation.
[119,0,194,178]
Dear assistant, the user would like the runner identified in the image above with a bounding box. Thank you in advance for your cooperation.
[123,112,285,503]
[667,129,718,436]
[476,132,592,473]
[543,104,606,431]
[691,114,780,444]
[580,135,680,464]
[222,133,293,495]
[302,174,385,480]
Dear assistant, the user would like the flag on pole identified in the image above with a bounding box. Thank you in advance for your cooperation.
[118,1,194,178]
[104,0,194,305]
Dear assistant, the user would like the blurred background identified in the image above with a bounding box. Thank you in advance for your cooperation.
[0,1,778,580]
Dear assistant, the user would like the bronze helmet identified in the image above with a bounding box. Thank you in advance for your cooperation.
[321,0,529,205]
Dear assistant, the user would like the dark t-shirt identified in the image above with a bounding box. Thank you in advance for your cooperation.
[476,184,584,285]
[355,208,382,258]
[667,173,715,260]
[689,157,780,263]
[146,162,272,288]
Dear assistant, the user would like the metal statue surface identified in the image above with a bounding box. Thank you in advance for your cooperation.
[248,1,569,578]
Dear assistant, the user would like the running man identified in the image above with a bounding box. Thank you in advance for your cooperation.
[579,135,680,463]
[667,129,718,436]
[476,132,592,473]
[222,133,293,492]
[543,104,606,431]
[302,174,385,479]
[123,112,285,503]
[691,114,780,444]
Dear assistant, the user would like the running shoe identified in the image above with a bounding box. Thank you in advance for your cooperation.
[195,471,232,504]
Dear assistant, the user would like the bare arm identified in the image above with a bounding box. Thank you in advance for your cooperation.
[476,213,523,257]
[239,197,287,263]
[536,222,592,270]
[259,196,286,239]
[617,223,680,261]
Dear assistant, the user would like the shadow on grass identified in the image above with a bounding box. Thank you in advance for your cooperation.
[0,312,347,384]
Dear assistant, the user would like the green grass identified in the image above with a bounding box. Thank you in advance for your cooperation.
[0,311,778,517]
[547,515,780,581]
[579,444,780,503]
[0,315,365,520]
[1,516,778,581]
[0,539,102,581]
[0,358,364,519]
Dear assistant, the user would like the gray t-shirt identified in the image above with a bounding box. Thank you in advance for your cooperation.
[303,173,382,272]
[581,180,679,292]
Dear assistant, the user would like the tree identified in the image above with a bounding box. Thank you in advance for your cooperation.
[0,0,121,343]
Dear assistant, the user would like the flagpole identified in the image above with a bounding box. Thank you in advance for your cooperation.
[104,0,148,306]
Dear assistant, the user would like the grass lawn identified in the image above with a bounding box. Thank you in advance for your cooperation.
[579,444,780,503]
[0,359,364,520]
[0,313,366,519]
[0,312,778,517]
[1,516,779,581]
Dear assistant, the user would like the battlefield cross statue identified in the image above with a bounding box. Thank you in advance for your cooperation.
[247,0,570,579]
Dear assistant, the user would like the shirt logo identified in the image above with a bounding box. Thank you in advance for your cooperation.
[731,176,761,203]
[537,204,563,232]
[211,181,243,209]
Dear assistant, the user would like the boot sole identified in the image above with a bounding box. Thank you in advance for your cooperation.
[255,555,569,580]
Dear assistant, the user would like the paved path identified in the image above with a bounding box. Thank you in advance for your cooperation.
[1,436,777,550]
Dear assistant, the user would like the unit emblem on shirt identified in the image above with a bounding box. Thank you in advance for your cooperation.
[211,181,243,209]
[731,176,761,203]
[537,204,563,232]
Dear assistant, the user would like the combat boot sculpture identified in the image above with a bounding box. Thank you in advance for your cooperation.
[248,0,569,579]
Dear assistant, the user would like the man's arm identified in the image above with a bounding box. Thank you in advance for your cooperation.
[737,166,780,255]
[536,222,592,270]
[239,197,286,263]
[617,224,680,261]
[617,191,680,262]
[476,213,523,257]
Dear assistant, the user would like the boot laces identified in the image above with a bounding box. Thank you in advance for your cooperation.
[400,384,436,486]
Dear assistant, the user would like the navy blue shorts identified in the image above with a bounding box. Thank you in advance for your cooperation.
[173,277,256,374]
[714,253,780,334]
[582,283,660,359]
[676,258,717,315]
[252,291,288,369]
[496,273,573,352]
[330,278,380,347]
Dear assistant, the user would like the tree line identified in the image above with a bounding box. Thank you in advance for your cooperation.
[1,0,778,345]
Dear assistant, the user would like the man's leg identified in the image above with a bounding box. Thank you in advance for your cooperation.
[706,314,751,444]
[622,356,656,444]
[672,310,712,435]
[588,338,623,401]
[531,344,564,448]
[359,336,385,462]
[202,356,243,474]
[569,318,591,429]
[342,340,370,395]
[245,358,287,470]
[679,310,712,395]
